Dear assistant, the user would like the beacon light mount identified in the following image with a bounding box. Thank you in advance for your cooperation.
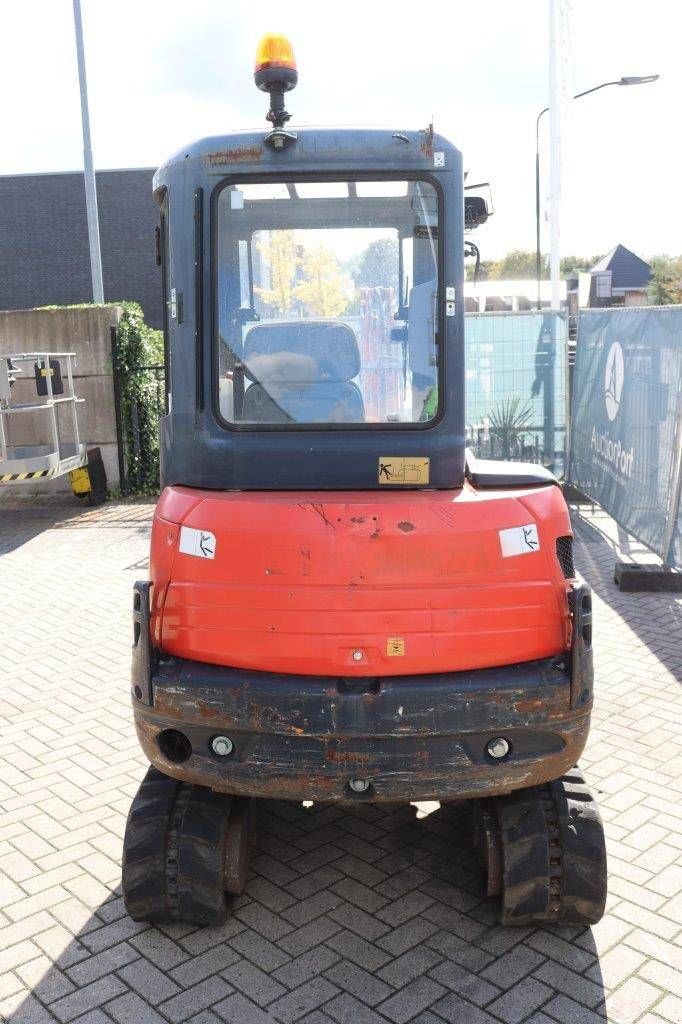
[254,34,299,150]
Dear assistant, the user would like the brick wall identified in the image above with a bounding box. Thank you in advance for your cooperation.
[0,169,162,329]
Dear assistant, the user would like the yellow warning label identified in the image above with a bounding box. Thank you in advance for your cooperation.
[378,457,430,485]
[386,637,405,657]
[69,466,91,495]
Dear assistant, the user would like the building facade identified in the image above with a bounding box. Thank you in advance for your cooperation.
[0,168,162,329]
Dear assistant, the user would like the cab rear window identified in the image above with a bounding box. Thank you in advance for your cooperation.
[214,178,441,427]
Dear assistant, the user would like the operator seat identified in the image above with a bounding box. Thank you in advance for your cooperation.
[241,321,364,423]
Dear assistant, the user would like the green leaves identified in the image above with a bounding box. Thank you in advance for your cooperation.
[487,396,534,459]
[113,302,165,494]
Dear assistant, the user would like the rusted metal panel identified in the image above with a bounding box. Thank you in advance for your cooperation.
[204,145,263,166]
[133,653,591,804]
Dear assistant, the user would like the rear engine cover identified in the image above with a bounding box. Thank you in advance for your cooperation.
[149,482,572,677]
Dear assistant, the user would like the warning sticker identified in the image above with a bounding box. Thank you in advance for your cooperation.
[378,457,430,485]
[179,526,216,560]
[499,524,540,558]
[386,638,405,657]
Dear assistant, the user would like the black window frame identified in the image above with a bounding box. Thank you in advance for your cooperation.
[210,171,445,432]
[155,185,171,415]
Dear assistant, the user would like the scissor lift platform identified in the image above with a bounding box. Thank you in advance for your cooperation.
[0,352,104,499]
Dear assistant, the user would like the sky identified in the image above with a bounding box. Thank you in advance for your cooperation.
[1,0,679,261]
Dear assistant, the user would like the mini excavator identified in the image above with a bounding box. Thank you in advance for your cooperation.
[122,34,606,927]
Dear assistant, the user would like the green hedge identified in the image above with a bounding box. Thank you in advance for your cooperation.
[113,303,165,494]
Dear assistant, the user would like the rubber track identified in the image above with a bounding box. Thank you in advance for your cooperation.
[122,766,234,925]
[496,767,607,926]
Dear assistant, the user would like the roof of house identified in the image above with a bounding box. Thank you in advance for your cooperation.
[590,243,652,291]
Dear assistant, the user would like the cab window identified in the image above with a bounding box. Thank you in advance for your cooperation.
[214,178,440,426]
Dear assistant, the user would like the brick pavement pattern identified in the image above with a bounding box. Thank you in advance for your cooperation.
[0,497,680,1024]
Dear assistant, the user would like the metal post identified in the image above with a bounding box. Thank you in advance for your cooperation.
[72,0,104,303]
[65,354,81,453]
[535,108,548,310]
[662,390,682,568]
[548,0,562,312]
[110,327,127,494]
[564,310,572,479]
[0,407,7,463]
[43,352,61,458]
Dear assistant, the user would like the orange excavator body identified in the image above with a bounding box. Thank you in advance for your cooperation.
[150,482,573,678]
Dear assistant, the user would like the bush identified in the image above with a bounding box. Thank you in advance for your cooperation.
[112,302,165,493]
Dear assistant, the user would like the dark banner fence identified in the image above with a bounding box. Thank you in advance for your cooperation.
[568,306,682,568]
[465,311,567,475]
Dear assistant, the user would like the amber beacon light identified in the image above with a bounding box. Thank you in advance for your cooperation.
[255,34,297,76]
[254,34,298,149]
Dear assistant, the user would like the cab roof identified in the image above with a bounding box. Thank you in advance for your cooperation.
[153,127,460,193]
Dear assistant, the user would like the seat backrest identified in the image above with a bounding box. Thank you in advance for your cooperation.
[242,381,365,423]
[407,279,437,378]
[241,321,364,423]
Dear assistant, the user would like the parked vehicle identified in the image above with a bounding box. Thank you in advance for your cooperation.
[122,35,606,927]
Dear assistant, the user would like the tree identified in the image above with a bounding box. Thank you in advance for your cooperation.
[351,238,399,291]
[467,259,495,281]
[560,255,599,276]
[295,246,349,317]
[648,255,682,306]
[254,231,300,316]
[487,250,540,280]
[466,251,602,282]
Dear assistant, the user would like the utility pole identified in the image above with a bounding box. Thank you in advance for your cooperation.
[72,0,104,303]
[548,0,562,311]
[535,74,658,309]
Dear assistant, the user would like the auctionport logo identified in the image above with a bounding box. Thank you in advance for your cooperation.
[590,340,634,478]
[604,340,624,421]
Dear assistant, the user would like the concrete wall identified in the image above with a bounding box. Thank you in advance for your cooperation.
[0,305,123,493]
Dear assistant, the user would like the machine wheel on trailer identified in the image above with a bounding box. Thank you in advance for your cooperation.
[121,35,607,928]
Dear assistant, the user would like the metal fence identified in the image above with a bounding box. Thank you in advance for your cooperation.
[112,311,569,492]
[465,311,568,474]
[568,306,682,568]
[111,328,165,494]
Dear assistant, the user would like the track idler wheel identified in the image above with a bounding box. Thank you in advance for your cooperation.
[474,767,607,926]
[122,767,254,925]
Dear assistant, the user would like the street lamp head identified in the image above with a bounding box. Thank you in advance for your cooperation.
[618,75,660,86]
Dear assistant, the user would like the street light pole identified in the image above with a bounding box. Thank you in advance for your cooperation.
[73,0,104,304]
[535,74,659,309]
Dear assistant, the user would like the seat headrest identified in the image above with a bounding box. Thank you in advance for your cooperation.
[243,321,360,383]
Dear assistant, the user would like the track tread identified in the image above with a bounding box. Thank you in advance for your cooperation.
[122,766,241,925]
[495,766,607,926]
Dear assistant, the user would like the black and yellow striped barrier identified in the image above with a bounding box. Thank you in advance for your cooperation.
[0,448,107,504]
[0,468,58,483]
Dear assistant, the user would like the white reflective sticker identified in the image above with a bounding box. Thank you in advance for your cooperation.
[499,524,540,558]
[179,526,216,559]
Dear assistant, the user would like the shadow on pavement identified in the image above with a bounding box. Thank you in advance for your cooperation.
[8,799,605,1024]
[0,496,153,555]
[571,507,682,687]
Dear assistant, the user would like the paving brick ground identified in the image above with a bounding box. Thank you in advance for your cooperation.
[0,495,680,1024]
